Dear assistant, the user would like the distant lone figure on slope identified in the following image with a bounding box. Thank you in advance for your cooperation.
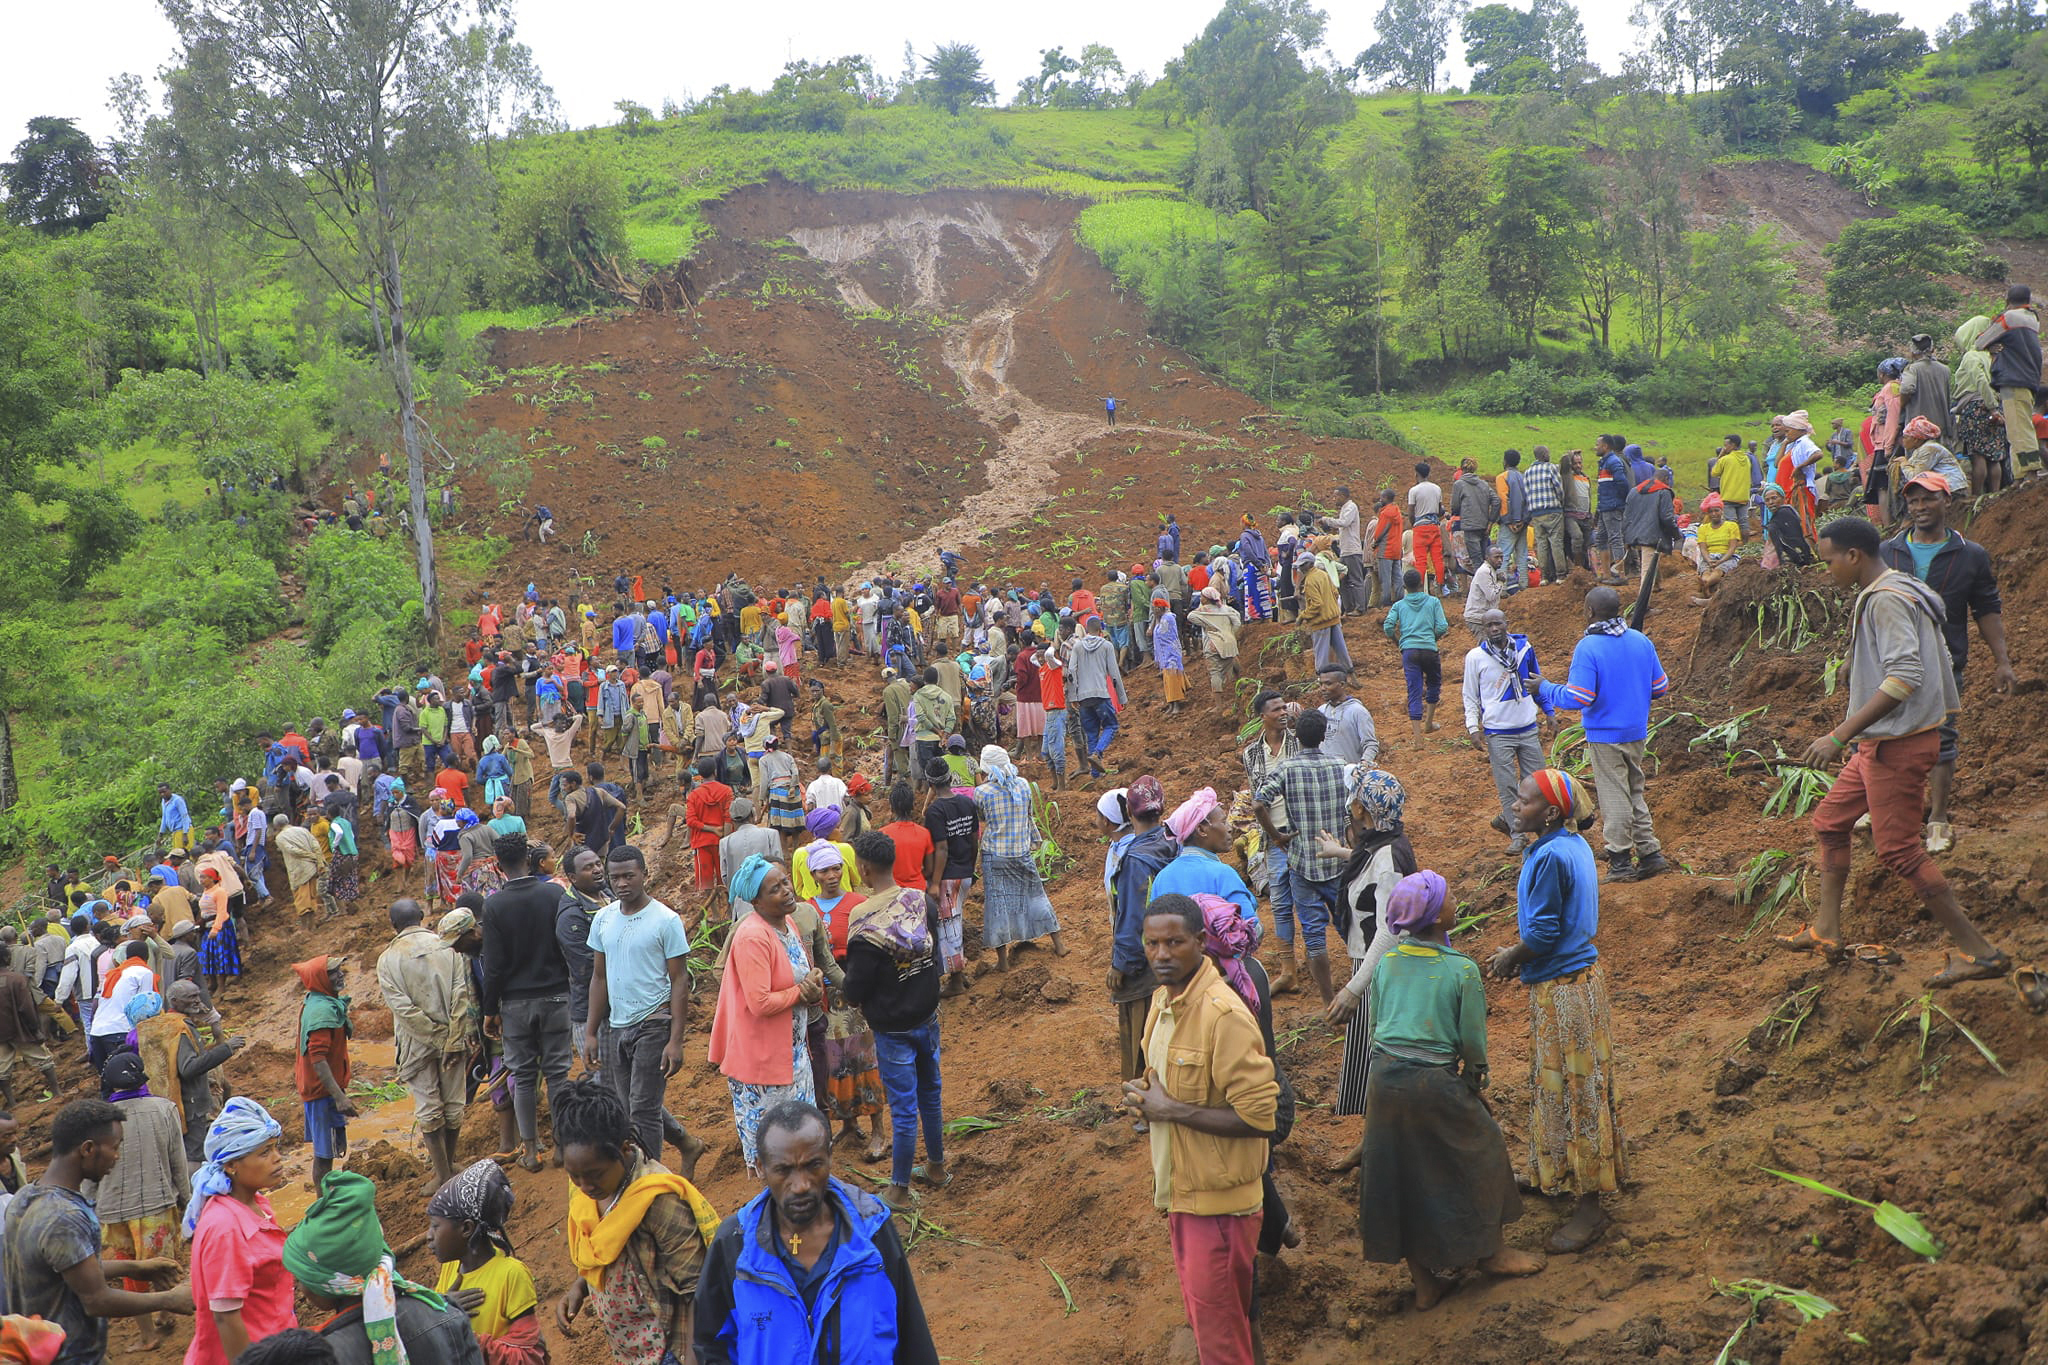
[1105,394,1117,427]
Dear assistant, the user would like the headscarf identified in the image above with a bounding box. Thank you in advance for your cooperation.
[1095,788,1130,828]
[426,1158,516,1254]
[729,853,774,908]
[481,734,501,755]
[1194,893,1259,1012]
[850,885,934,960]
[284,1171,446,1364]
[1956,316,1990,351]
[979,744,1024,794]
[1901,415,1940,444]
[1386,870,1449,935]
[182,1096,283,1233]
[804,806,841,840]
[1700,493,1724,511]
[124,990,164,1027]
[1532,768,1593,827]
[1781,410,1814,434]
[294,956,351,1056]
[807,842,845,873]
[101,1050,150,1103]
[1878,357,1906,380]
[1164,788,1219,844]
[1349,768,1406,832]
[1125,775,1165,819]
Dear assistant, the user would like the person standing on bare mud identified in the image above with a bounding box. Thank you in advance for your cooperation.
[1252,710,1348,1004]
[1533,587,1671,884]
[1878,472,2017,856]
[1463,609,1552,856]
[1069,615,1128,783]
[1297,536,1352,680]
[1778,517,2015,989]
[376,897,473,1186]
[1488,769,1623,1255]
[1105,394,1117,426]
[1335,485,1367,614]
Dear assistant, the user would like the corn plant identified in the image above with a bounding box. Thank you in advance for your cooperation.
[942,1114,1012,1137]
[1547,721,1589,776]
[1041,1260,1079,1316]
[1688,705,1769,756]
[1757,982,1823,1048]
[1764,765,1834,818]
[1733,850,1805,939]
[1821,655,1846,696]
[1711,1278,1839,1365]
[1879,991,2007,1081]
[1762,1167,1942,1260]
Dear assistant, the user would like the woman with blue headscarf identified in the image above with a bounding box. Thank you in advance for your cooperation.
[705,855,824,1173]
[186,1097,297,1361]
[1357,870,1543,1310]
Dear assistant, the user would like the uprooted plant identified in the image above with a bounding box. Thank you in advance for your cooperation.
[1761,1167,1943,1260]
[1878,990,2008,1088]
[1710,1278,1841,1365]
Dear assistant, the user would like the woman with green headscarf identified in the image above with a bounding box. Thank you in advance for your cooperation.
[283,1170,484,1365]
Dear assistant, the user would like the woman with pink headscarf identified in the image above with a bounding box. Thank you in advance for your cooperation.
[1357,869,1543,1310]
[1151,787,1259,926]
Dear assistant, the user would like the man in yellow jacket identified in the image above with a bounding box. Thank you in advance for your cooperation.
[1124,893,1279,1365]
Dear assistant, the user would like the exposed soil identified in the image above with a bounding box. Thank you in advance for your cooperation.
[29,182,2048,1364]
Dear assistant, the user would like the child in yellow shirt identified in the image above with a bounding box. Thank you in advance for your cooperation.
[430,1159,546,1358]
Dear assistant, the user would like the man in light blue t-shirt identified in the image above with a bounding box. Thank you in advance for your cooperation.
[583,844,703,1176]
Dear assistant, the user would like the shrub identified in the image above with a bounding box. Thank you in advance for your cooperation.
[498,149,632,307]
[301,527,427,659]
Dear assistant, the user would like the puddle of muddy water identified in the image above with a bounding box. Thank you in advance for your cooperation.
[265,1039,422,1225]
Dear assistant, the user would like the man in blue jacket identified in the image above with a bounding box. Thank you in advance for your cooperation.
[693,1100,939,1365]
[1592,435,1631,583]
[1535,587,1672,882]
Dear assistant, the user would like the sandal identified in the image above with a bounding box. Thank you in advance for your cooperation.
[910,1163,952,1190]
[1923,821,1956,854]
[1775,925,1844,963]
[1545,1208,1613,1255]
[1926,949,2013,990]
[2014,965,2048,1015]
[1850,943,1904,967]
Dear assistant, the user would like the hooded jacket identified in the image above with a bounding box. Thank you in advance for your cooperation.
[1973,308,2043,393]
[1450,473,1499,533]
[1069,633,1127,705]
[1623,477,1679,551]
[1844,569,1959,740]
[692,1178,938,1365]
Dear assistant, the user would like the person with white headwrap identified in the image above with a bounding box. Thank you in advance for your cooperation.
[185,1096,299,1360]
[972,745,1065,968]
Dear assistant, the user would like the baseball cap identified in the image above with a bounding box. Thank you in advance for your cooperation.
[1902,470,1953,495]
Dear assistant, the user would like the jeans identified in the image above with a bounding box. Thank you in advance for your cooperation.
[912,739,941,780]
[1484,729,1545,832]
[423,740,451,771]
[1075,697,1118,761]
[1284,869,1337,960]
[1041,709,1068,776]
[1265,846,1295,945]
[499,994,572,1145]
[1399,648,1441,718]
[874,1016,945,1188]
[1497,522,1527,587]
[547,770,573,816]
[246,845,270,899]
[1375,557,1400,606]
[1462,529,1490,574]
[607,1012,683,1161]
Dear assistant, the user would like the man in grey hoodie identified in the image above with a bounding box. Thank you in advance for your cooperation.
[1782,516,2011,989]
[1068,616,1128,782]
[1450,459,1499,579]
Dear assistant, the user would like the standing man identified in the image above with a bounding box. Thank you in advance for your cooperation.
[880,668,914,784]
[1535,587,1672,883]
[1316,669,1379,767]
[1251,711,1349,1004]
[1524,446,1567,583]
[1068,616,1128,783]
[1451,459,1498,585]
[1783,516,2014,987]
[554,845,605,1067]
[1334,484,1366,614]
[909,668,956,779]
[1593,435,1630,582]
[374,897,472,1185]
[1711,435,1754,542]
[1879,471,2017,855]
[1463,608,1553,855]
[1975,283,2044,473]
[1121,894,1279,1365]
[158,783,194,853]
[478,834,571,1172]
[0,947,57,1108]
[1240,692,1302,993]
[1407,461,1450,597]
[1105,393,1118,426]
[1106,777,1176,1096]
[585,844,705,1179]
[1496,450,1529,590]
[1297,539,1351,680]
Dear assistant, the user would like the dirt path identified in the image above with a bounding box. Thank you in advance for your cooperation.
[787,208,1226,581]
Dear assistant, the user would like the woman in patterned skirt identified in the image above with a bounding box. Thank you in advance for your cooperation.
[807,848,890,1163]
[1487,769,1625,1255]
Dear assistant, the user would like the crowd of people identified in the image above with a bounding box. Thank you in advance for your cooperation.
[0,288,2038,1361]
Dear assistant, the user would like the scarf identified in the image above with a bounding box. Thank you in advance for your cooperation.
[1386,870,1449,934]
[979,744,1025,796]
[730,853,773,908]
[1164,787,1219,844]
[851,885,933,960]
[284,1172,446,1365]
[182,1096,282,1234]
[1585,616,1628,637]
[107,1085,152,1103]
[294,957,351,1055]
[565,1163,721,1289]
[1533,768,1594,825]
[426,1158,517,1255]
[1195,893,1259,1013]
[1482,634,1526,700]
[1348,768,1406,832]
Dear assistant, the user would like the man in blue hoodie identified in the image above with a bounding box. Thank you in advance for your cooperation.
[1592,436,1631,583]
[1535,587,1672,882]
[693,1100,939,1365]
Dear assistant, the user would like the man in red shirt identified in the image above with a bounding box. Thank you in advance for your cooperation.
[1069,578,1097,618]
[1039,628,1071,788]
[932,581,963,651]
[684,757,733,892]
[1370,490,1405,608]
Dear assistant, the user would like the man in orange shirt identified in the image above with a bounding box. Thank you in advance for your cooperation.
[1369,490,1405,608]
[1069,578,1097,618]
[684,757,733,893]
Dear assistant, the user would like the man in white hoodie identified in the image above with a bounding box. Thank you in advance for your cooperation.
[1462,609,1552,854]
[1068,616,1128,783]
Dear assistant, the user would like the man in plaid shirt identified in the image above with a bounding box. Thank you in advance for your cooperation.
[1251,709,1348,1004]
[1239,691,1302,992]
[1523,445,1569,585]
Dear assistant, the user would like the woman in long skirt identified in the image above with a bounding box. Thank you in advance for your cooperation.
[758,736,806,855]
[1151,598,1187,714]
[709,858,821,1173]
[809,850,889,1163]
[1487,769,1626,1254]
[1361,870,1543,1308]
[1321,769,1417,1162]
[385,784,420,869]
[973,748,1066,969]
[325,813,361,913]
[197,870,242,997]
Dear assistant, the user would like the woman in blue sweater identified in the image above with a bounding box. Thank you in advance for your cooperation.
[1487,769,1624,1255]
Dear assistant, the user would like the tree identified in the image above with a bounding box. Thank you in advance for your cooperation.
[105,367,323,499]
[1,117,110,231]
[0,226,100,491]
[1177,0,1354,212]
[1480,145,1584,346]
[1014,47,1079,107]
[149,0,549,649]
[1683,222,1795,354]
[921,43,996,114]
[1824,205,1981,342]
[1358,0,1470,92]
[1463,0,1589,92]
[613,99,654,134]
[1398,99,1489,361]
[498,149,630,302]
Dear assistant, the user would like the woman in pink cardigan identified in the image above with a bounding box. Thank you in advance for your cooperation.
[708,854,825,1172]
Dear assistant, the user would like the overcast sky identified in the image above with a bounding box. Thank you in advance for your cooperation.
[2,0,1982,148]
